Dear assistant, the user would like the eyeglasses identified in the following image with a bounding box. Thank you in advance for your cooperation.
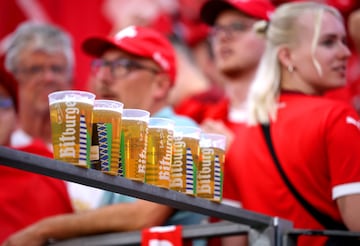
[210,22,254,41]
[0,96,14,109]
[91,58,160,79]
[15,65,69,79]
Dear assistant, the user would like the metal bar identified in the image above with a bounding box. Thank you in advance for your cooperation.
[272,217,294,246]
[51,221,249,246]
[287,229,360,237]
[283,229,360,246]
[0,146,273,228]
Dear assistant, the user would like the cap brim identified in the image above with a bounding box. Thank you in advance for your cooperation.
[82,37,120,58]
[200,1,237,26]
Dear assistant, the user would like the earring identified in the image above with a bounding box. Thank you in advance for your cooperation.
[287,64,294,73]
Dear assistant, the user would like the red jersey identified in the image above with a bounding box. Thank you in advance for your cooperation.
[202,97,248,133]
[174,85,224,124]
[0,140,73,242]
[224,92,360,245]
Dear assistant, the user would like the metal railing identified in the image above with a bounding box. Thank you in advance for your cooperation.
[8,146,360,245]
[52,221,249,246]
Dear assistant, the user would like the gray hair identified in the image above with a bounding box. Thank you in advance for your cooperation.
[247,2,343,125]
[4,21,74,80]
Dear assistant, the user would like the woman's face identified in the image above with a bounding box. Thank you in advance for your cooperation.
[288,11,350,94]
[0,84,17,145]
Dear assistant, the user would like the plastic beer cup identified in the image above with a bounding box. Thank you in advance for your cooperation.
[121,109,150,181]
[145,117,175,188]
[90,99,123,175]
[48,90,95,167]
[197,133,226,202]
[170,126,201,195]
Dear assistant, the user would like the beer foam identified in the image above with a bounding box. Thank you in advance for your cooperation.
[94,107,123,113]
[173,126,201,140]
[149,125,173,130]
[123,117,148,122]
[93,100,123,113]
[122,109,150,122]
[49,97,94,106]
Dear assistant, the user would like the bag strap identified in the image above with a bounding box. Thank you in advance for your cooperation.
[260,123,346,230]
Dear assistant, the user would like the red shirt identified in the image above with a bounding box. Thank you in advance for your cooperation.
[224,92,360,245]
[174,85,224,124]
[0,140,73,242]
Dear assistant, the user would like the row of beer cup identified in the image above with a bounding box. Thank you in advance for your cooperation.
[48,90,226,202]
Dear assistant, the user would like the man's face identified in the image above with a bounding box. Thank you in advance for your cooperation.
[90,49,162,111]
[211,9,266,77]
[14,48,71,114]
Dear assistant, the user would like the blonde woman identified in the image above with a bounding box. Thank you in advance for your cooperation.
[224,2,360,245]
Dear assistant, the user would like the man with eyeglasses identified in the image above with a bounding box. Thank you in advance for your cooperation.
[5,21,75,148]
[3,25,206,246]
[4,21,108,217]
[83,24,201,127]
[1,22,75,242]
[200,0,274,130]
[198,0,275,245]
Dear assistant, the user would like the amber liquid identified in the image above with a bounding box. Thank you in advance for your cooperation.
[121,119,148,181]
[170,136,199,195]
[91,109,122,175]
[197,147,225,202]
[50,100,93,167]
[145,127,173,188]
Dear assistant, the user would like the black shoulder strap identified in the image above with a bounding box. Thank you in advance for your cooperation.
[260,123,346,230]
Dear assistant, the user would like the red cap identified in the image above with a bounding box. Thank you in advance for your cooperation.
[82,26,177,84]
[200,0,275,25]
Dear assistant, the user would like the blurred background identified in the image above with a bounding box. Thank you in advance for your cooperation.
[0,0,210,91]
[0,0,359,107]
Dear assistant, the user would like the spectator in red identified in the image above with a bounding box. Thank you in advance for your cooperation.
[199,0,274,152]
[271,0,360,115]
[230,2,360,245]
[0,22,75,240]
[196,0,275,245]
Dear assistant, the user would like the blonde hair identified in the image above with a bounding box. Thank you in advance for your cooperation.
[247,2,342,125]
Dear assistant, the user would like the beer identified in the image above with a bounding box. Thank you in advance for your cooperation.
[170,136,200,195]
[145,119,174,188]
[197,133,226,202]
[197,146,225,202]
[49,91,95,167]
[90,100,123,175]
[121,118,148,181]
